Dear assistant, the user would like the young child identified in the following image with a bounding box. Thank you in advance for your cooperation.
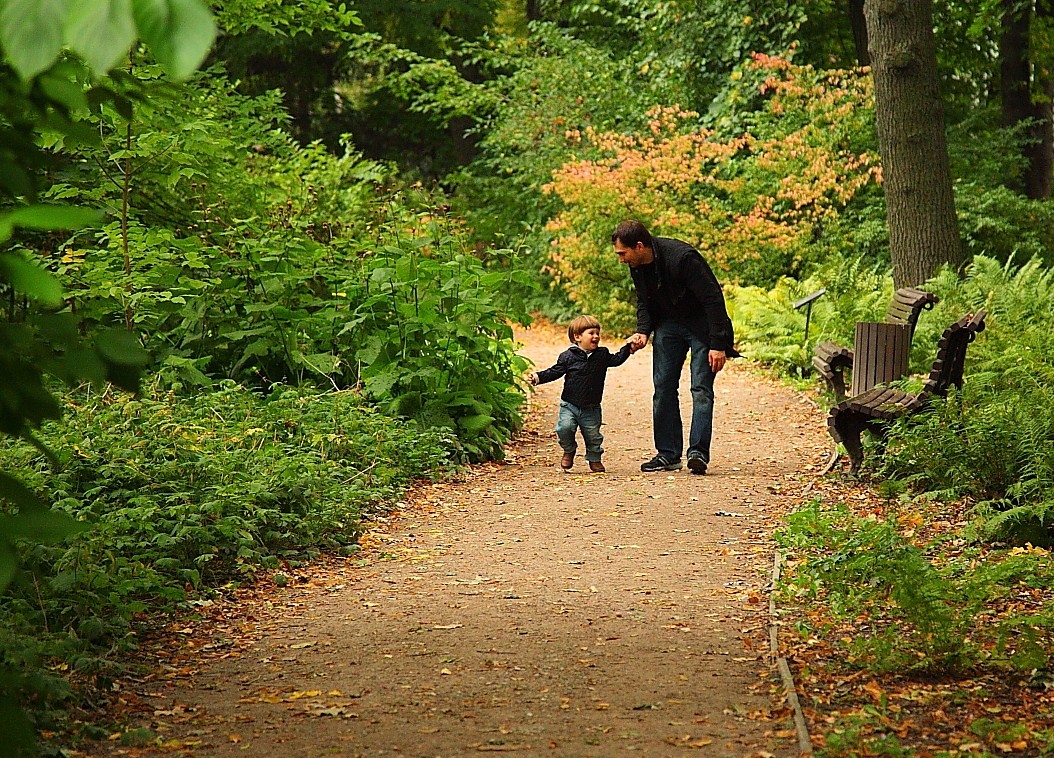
[529,315,638,473]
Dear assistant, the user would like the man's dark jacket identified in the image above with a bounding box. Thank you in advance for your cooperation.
[535,344,632,408]
[630,236,740,356]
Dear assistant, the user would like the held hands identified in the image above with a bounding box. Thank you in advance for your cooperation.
[625,334,724,370]
[527,372,539,385]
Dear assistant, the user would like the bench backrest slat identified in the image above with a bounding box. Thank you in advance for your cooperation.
[883,287,939,332]
[922,310,986,396]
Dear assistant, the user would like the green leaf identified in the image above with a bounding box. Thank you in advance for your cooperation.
[31,312,81,344]
[132,0,216,79]
[363,368,400,398]
[369,266,396,282]
[65,0,137,74]
[0,254,63,306]
[55,346,109,386]
[458,414,495,433]
[0,543,17,593]
[40,71,90,111]
[4,204,103,230]
[0,510,88,543]
[0,0,71,79]
[298,352,341,375]
[95,328,148,367]
[0,471,46,512]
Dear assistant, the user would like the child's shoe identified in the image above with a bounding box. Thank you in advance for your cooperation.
[560,452,574,470]
[589,461,606,473]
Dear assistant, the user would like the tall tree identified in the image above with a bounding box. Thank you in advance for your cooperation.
[850,0,871,65]
[865,0,965,288]
[1000,0,1054,199]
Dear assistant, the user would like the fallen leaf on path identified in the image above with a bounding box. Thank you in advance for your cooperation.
[286,690,323,700]
[311,706,358,718]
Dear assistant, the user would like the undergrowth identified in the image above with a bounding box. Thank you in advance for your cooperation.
[778,499,1054,677]
[0,382,455,738]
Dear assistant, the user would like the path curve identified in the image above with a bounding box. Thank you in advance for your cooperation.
[83,324,830,757]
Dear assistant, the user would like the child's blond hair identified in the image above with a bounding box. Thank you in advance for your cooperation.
[567,315,601,343]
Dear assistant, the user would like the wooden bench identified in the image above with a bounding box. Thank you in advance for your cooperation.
[827,310,986,473]
[813,287,939,400]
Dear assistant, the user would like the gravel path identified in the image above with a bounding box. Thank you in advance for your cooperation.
[84,324,830,757]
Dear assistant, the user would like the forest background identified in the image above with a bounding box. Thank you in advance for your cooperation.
[4,0,1054,755]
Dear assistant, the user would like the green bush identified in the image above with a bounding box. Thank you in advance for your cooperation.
[878,256,1054,544]
[729,257,894,380]
[0,382,454,731]
[955,184,1054,267]
[780,501,975,674]
[29,68,533,459]
[4,383,454,621]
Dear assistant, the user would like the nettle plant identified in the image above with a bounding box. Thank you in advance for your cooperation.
[542,55,880,329]
[39,65,532,461]
[336,204,534,461]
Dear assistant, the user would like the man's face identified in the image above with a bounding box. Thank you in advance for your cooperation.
[613,240,651,268]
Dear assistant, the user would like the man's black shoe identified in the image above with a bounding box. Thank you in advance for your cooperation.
[640,455,683,472]
[687,454,707,475]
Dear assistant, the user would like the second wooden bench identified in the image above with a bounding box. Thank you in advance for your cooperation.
[813,287,939,400]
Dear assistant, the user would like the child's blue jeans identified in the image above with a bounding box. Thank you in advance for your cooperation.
[555,400,604,462]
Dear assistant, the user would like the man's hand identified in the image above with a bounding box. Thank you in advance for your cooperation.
[709,350,726,373]
[528,372,539,385]
[630,333,649,351]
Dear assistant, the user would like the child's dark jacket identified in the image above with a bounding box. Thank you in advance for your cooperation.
[535,344,632,408]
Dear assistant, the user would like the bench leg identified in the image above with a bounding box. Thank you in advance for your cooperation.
[830,369,847,403]
[831,413,866,473]
[841,431,865,473]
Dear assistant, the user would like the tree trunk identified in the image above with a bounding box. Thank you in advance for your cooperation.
[1027,74,1054,198]
[865,0,964,288]
[849,0,870,66]
[999,0,1054,199]
[1028,0,1054,199]
[1000,0,1032,130]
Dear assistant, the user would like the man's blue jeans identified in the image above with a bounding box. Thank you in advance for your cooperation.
[555,401,604,462]
[652,320,716,463]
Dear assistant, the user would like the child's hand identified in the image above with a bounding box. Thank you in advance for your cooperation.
[528,372,539,385]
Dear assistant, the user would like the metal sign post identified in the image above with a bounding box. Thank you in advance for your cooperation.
[792,289,826,345]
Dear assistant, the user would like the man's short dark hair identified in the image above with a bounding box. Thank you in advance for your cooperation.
[611,219,652,248]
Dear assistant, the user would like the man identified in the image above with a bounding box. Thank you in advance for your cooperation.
[612,220,738,474]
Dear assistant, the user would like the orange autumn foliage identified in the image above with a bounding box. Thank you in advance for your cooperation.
[542,55,880,330]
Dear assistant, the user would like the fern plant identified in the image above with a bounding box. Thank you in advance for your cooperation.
[880,256,1054,544]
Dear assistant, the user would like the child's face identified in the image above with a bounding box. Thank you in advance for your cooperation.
[574,327,601,352]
